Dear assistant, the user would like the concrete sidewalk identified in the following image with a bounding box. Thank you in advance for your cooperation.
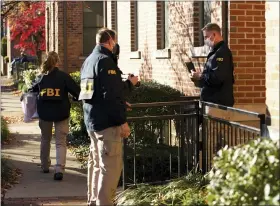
[1,77,88,205]
[2,121,88,205]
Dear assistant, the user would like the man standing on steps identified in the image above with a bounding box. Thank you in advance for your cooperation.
[79,28,139,206]
[190,23,235,152]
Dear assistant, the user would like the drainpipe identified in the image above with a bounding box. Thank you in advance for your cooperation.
[222,1,228,44]
[63,1,68,73]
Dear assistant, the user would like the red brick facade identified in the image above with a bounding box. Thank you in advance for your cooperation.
[45,1,279,135]
[46,2,84,73]
[229,1,266,104]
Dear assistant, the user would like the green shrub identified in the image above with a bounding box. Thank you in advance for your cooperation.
[22,69,38,90]
[206,138,280,206]
[1,36,7,57]
[68,71,88,148]
[115,171,209,206]
[1,117,9,143]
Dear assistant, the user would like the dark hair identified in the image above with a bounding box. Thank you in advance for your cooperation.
[96,28,116,44]
[41,51,59,73]
[202,23,221,33]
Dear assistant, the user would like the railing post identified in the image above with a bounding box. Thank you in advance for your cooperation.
[195,101,200,169]
[122,138,128,190]
[259,114,266,137]
[201,102,207,174]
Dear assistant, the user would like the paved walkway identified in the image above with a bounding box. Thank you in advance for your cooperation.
[1,77,88,205]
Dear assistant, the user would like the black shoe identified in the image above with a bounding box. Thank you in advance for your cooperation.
[54,172,63,181]
[41,168,49,173]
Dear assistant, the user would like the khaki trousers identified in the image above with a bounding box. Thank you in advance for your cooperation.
[87,126,123,206]
[39,119,69,173]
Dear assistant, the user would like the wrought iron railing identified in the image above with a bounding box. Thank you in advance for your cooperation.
[200,101,266,172]
[121,100,266,189]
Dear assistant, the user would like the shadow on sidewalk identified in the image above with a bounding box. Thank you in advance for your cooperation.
[2,158,87,204]
[2,124,88,205]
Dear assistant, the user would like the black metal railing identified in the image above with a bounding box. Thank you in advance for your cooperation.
[121,100,266,189]
[201,101,266,172]
[122,100,200,189]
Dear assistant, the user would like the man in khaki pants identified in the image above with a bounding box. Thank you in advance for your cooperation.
[87,125,129,205]
[79,28,139,206]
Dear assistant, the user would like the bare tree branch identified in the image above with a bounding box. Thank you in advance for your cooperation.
[1,1,21,19]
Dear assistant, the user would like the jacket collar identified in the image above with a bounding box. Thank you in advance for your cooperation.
[94,45,113,58]
[212,40,225,52]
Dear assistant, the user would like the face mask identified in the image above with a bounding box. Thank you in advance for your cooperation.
[204,35,215,48]
[113,43,120,56]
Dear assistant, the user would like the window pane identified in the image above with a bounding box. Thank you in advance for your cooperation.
[83,1,104,55]
[165,1,169,48]
[83,1,104,28]
[204,1,211,25]
[83,27,101,55]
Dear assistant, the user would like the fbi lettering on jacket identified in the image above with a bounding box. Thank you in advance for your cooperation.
[40,88,60,96]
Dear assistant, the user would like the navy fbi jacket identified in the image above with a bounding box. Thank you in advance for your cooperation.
[199,41,235,107]
[29,67,80,122]
[79,45,133,132]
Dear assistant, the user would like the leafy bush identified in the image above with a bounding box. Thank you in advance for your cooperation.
[206,138,280,206]
[115,171,209,206]
[1,36,7,57]
[22,69,38,90]
[68,71,88,148]
[1,117,9,143]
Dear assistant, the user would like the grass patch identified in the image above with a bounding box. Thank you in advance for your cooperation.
[1,117,10,143]
[115,171,209,206]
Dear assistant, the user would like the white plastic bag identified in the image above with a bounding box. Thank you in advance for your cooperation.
[21,93,38,122]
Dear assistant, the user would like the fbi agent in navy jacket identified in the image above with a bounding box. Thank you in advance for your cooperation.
[191,23,235,107]
[79,28,139,206]
[191,23,235,155]
[29,51,80,181]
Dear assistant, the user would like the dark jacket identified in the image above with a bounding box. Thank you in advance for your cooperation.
[199,41,235,107]
[29,68,80,122]
[79,45,133,132]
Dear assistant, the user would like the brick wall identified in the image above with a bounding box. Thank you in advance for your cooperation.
[115,1,200,95]
[130,1,137,51]
[46,2,83,73]
[45,1,271,110]
[265,2,279,137]
[65,2,83,73]
[228,1,266,105]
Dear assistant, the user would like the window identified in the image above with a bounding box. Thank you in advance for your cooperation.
[46,7,50,52]
[197,1,212,46]
[52,3,55,51]
[83,1,104,55]
[157,1,169,50]
[203,1,212,26]
[111,1,118,33]
[130,1,138,51]
[164,1,169,48]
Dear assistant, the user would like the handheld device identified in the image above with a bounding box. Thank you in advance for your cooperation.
[185,62,196,73]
